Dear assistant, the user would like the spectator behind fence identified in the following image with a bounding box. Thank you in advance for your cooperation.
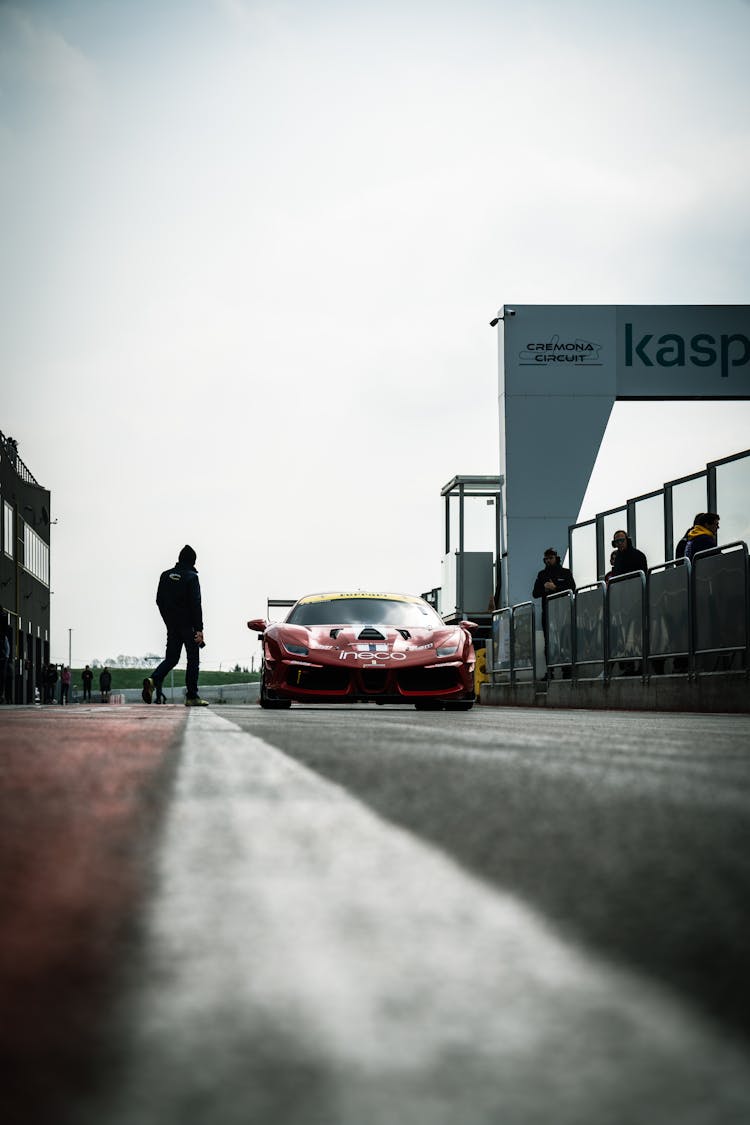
[60,665,71,705]
[604,549,618,583]
[675,515,702,559]
[683,513,720,560]
[533,548,576,663]
[100,665,112,703]
[610,530,647,577]
[82,664,93,702]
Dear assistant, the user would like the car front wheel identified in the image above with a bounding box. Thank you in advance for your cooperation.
[259,675,292,710]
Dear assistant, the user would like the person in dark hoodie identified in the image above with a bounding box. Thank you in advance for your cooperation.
[533,548,576,664]
[142,544,208,707]
[610,530,647,577]
[683,512,720,561]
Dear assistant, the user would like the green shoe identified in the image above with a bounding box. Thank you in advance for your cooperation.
[142,677,155,704]
[185,696,209,707]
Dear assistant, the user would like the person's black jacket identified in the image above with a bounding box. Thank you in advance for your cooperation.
[156,562,203,632]
[533,563,576,601]
[611,539,647,577]
[684,524,717,561]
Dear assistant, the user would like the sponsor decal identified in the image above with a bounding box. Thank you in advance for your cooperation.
[625,324,750,378]
[339,651,407,661]
[518,334,602,366]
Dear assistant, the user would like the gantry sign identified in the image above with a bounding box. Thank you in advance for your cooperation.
[495,305,750,607]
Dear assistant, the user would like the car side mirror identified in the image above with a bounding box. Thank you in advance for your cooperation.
[247,618,267,633]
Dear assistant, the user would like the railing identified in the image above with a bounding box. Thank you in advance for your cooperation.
[574,582,606,680]
[648,557,692,675]
[693,542,749,673]
[606,570,647,678]
[0,432,42,487]
[491,541,748,682]
[491,602,536,684]
[546,589,575,678]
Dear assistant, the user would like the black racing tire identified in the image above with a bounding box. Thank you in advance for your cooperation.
[259,675,292,710]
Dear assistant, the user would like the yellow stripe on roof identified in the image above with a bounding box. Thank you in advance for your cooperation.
[297,592,423,604]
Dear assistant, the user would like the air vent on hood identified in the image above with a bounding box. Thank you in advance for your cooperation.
[397,629,411,640]
[330,628,342,639]
[358,626,385,641]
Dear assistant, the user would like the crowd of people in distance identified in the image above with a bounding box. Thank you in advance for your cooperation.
[39,663,112,704]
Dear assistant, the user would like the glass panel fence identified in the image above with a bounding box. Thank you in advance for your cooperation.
[511,602,535,682]
[491,609,511,676]
[633,493,665,571]
[648,560,691,674]
[574,583,605,678]
[570,521,597,588]
[669,474,707,557]
[600,508,627,577]
[546,590,574,678]
[715,455,750,548]
[607,572,645,675]
[693,544,748,672]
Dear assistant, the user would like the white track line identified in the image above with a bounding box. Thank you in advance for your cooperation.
[96,709,750,1125]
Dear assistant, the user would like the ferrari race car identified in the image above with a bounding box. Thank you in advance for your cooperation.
[247,592,476,710]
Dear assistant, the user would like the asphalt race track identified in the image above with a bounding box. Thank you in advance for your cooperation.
[2,703,750,1125]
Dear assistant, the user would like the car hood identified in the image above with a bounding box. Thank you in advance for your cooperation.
[274,623,463,654]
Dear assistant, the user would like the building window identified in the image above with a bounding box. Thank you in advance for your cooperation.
[3,501,12,558]
[23,523,49,586]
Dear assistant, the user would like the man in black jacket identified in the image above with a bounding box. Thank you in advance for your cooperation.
[533,548,576,664]
[610,530,648,576]
[683,512,720,560]
[142,544,208,707]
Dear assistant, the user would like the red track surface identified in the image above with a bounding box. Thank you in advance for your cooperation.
[0,705,186,1123]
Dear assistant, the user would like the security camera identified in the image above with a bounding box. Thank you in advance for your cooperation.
[489,307,516,327]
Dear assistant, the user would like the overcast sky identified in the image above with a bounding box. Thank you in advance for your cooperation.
[2,0,749,669]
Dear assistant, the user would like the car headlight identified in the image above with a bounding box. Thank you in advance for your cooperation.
[436,640,460,656]
[283,642,309,656]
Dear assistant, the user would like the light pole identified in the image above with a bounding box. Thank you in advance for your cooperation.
[68,628,72,670]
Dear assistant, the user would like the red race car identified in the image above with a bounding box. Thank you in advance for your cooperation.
[248,591,476,710]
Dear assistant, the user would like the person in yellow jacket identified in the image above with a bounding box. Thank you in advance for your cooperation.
[684,513,720,561]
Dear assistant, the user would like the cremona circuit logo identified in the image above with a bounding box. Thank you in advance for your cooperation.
[518,335,602,366]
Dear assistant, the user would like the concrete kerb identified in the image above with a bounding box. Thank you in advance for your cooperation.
[480,672,750,713]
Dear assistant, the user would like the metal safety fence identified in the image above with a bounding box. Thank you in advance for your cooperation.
[491,541,749,682]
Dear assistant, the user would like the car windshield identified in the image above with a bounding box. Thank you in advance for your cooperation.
[287,597,442,628]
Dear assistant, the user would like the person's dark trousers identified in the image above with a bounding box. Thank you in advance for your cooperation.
[152,627,200,699]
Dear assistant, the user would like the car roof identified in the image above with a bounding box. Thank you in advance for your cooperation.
[295,592,425,605]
